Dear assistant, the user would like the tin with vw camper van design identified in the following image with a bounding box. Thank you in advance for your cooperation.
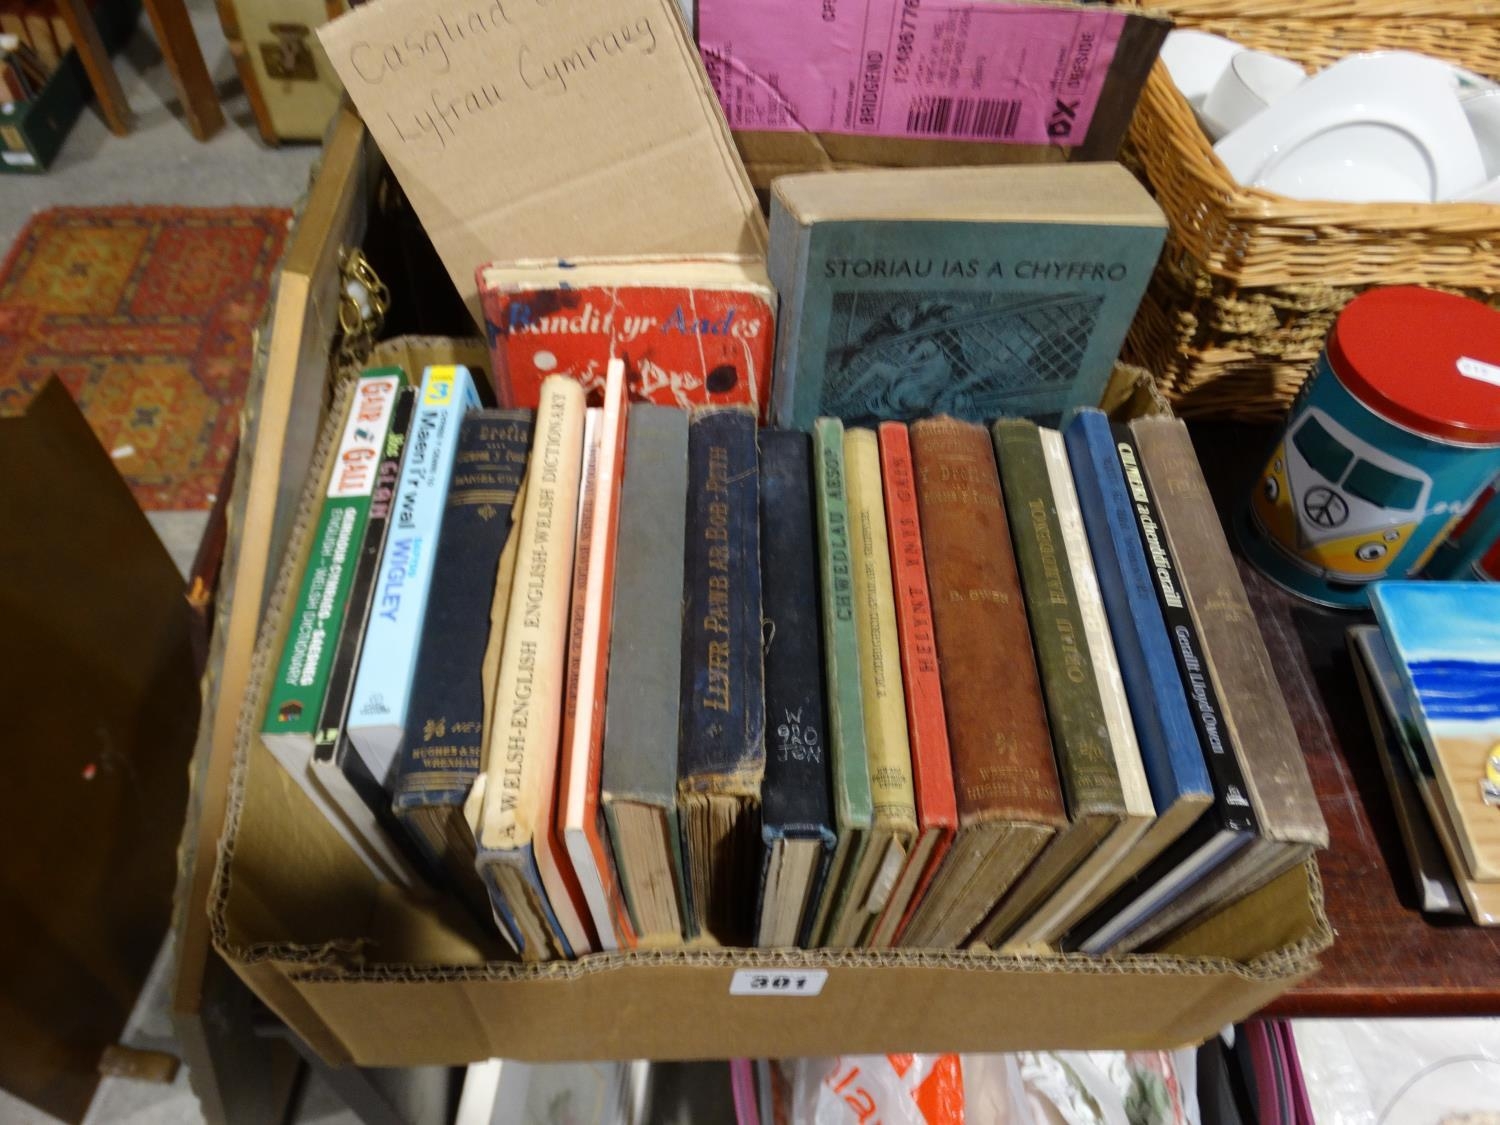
[1239,287,1500,608]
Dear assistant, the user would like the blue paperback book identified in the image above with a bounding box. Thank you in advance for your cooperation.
[346,364,480,788]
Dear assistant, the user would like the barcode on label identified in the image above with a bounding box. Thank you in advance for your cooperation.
[905,96,1023,139]
[729,968,827,997]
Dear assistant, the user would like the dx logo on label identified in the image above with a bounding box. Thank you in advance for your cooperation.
[1048,98,1080,139]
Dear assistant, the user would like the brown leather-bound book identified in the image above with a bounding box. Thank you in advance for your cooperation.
[898,417,1065,949]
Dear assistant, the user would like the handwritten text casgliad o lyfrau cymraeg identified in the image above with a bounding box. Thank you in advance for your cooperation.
[348,1,660,150]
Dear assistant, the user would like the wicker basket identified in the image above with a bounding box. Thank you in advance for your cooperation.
[1120,0,1500,421]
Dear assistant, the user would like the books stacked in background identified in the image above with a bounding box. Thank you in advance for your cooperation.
[1349,582,1500,925]
[0,0,74,85]
[260,357,1326,961]
[0,30,47,102]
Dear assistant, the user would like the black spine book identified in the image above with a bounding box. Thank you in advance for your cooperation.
[756,429,837,948]
[677,405,766,944]
[310,385,421,881]
[391,409,533,904]
[1061,425,1259,955]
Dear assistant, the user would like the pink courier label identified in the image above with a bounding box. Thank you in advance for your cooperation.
[698,0,1126,148]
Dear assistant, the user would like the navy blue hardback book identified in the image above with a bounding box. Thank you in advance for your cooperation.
[391,410,533,903]
[677,405,766,945]
[1060,411,1256,953]
[756,428,837,948]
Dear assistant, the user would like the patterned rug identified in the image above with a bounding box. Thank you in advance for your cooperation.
[0,206,290,510]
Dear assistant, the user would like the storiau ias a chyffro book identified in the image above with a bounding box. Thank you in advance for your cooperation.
[767,164,1165,431]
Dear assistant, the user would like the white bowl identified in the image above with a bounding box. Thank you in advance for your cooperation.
[1201,50,1308,139]
[1463,88,1500,178]
[1213,51,1487,203]
[1160,29,1244,108]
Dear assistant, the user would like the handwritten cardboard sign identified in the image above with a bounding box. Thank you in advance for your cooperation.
[319,0,765,326]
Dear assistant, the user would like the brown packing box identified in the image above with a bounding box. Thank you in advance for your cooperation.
[728,7,1172,190]
[199,112,1330,1068]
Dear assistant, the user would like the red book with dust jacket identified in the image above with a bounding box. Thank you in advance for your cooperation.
[477,254,776,421]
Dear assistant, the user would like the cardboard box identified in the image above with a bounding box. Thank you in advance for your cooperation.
[697,1,1171,190]
[202,115,1330,1069]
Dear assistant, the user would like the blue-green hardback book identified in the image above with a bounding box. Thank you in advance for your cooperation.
[768,165,1166,431]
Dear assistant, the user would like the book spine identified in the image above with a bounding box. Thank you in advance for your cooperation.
[1111,426,1257,836]
[758,430,836,837]
[875,421,958,943]
[313,385,415,757]
[807,417,874,943]
[347,365,480,780]
[473,376,587,959]
[677,405,765,940]
[758,428,836,946]
[768,202,812,429]
[265,370,404,737]
[677,406,767,797]
[992,418,1123,817]
[909,417,1063,826]
[560,360,637,950]
[844,428,918,838]
[601,404,692,941]
[1130,416,1325,849]
[393,410,534,824]
[1063,410,1212,809]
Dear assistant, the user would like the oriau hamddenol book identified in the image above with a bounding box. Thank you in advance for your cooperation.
[767,163,1166,431]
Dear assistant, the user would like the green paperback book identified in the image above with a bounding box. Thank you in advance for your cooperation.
[262,367,406,871]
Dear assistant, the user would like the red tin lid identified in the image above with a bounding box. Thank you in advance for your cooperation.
[1327,286,1500,446]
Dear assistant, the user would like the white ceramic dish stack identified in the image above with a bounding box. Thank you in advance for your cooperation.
[1159,32,1500,204]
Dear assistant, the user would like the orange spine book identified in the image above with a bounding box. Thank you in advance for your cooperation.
[869,421,959,947]
[558,358,637,949]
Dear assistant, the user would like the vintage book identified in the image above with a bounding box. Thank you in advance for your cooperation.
[756,428,837,949]
[805,417,875,946]
[318,0,765,326]
[390,409,533,910]
[533,407,603,957]
[347,365,479,787]
[470,376,587,960]
[898,417,1064,949]
[308,385,420,887]
[1055,409,1213,931]
[977,419,1141,948]
[558,361,636,952]
[766,163,1166,431]
[830,427,919,948]
[601,404,692,946]
[1004,426,1156,946]
[868,422,958,948]
[1063,422,1261,956]
[1348,627,1465,916]
[677,405,765,944]
[1111,417,1328,950]
[261,369,407,880]
[1371,582,1500,884]
[1351,626,1497,924]
[477,255,776,419]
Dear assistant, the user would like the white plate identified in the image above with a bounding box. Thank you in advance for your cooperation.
[1213,51,1486,202]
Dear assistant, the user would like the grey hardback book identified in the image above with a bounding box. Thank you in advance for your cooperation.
[601,404,693,944]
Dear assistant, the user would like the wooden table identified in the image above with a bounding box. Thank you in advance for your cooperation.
[1191,422,1500,1018]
